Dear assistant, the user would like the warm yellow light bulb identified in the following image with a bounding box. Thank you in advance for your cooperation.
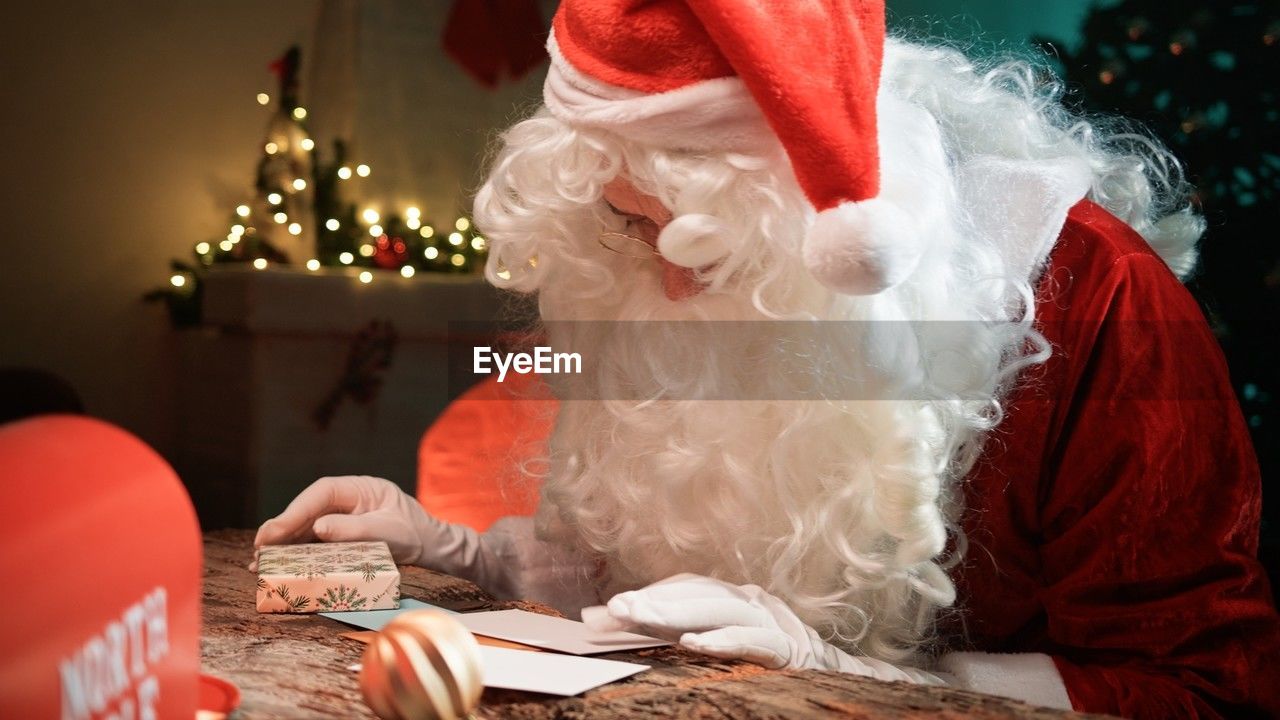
[355,164,371,177]
[406,217,421,230]
[471,236,486,251]
[256,93,270,106]
[406,206,421,218]
[450,254,465,267]
[325,218,340,231]
[253,258,268,270]
[288,222,302,236]
[400,265,415,278]
[448,232,463,246]
[219,240,234,252]
[231,224,245,236]
[337,166,352,180]
[292,107,308,120]
[420,225,435,238]
[339,252,354,265]
[292,178,307,191]
[273,212,288,224]
[170,274,186,288]
[455,218,471,232]
[265,142,279,155]
[359,244,375,257]
[236,204,251,218]
[358,270,373,284]
[424,247,439,260]
[306,259,321,271]
[267,192,283,205]
[300,138,315,151]
[362,208,380,224]
[496,268,512,281]
[195,242,211,255]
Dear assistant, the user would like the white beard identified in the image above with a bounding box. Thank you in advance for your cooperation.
[483,98,1036,660]
[522,100,989,659]
[531,254,974,655]
[475,40,1194,660]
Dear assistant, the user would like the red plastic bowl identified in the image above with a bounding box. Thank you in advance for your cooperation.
[196,674,241,719]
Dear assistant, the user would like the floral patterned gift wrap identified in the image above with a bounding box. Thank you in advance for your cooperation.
[256,541,400,613]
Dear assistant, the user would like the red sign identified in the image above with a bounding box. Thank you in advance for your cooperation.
[0,416,202,719]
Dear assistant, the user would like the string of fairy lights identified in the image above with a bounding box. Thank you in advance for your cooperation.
[164,97,487,293]
[149,47,491,325]
[169,188,487,288]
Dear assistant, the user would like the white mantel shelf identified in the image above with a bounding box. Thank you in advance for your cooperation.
[200,265,508,337]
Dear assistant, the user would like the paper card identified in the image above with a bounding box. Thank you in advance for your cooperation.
[348,646,648,696]
[319,598,450,630]
[455,609,670,655]
[339,629,545,652]
[476,646,648,695]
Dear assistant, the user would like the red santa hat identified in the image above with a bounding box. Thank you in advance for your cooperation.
[543,0,923,296]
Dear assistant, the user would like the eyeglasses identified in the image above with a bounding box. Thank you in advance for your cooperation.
[598,200,660,260]
[597,231,659,260]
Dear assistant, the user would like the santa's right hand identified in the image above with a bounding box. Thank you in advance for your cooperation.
[251,475,452,569]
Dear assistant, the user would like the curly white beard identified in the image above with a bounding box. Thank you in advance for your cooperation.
[473,40,1200,662]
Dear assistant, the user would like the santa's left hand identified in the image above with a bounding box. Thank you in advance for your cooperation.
[582,573,945,685]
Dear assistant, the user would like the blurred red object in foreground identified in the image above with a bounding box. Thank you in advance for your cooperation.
[0,416,203,719]
[418,373,552,532]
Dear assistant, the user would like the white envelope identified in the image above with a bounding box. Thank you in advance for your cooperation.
[477,646,648,695]
[348,646,649,696]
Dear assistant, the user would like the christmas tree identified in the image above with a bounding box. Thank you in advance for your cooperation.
[250,46,315,264]
[1040,1,1279,550]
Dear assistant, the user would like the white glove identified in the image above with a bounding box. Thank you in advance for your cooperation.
[252,476,600,614]
[253,476,477,570]
[583,573,944,685]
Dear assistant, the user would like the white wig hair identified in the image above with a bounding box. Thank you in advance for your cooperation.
[473,38,1202,663]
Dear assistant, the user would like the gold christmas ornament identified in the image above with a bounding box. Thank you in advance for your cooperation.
[359,610,484,720]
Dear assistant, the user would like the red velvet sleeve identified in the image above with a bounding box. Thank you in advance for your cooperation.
[1035,252,1280,718]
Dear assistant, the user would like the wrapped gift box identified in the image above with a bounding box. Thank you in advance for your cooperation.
[256,541,400,613]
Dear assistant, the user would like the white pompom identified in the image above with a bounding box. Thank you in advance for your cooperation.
[802,198,924,295]
[656,214,731,268]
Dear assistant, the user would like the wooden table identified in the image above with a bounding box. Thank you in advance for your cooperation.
[203,530,1104,719]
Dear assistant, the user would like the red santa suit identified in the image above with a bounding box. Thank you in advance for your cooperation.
[951,199,1280,717]
[417,199,1280,718]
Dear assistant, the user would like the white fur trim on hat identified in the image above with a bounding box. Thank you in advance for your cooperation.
[543,32,777,154]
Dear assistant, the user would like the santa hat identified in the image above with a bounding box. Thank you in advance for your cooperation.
[543,0,923,296]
